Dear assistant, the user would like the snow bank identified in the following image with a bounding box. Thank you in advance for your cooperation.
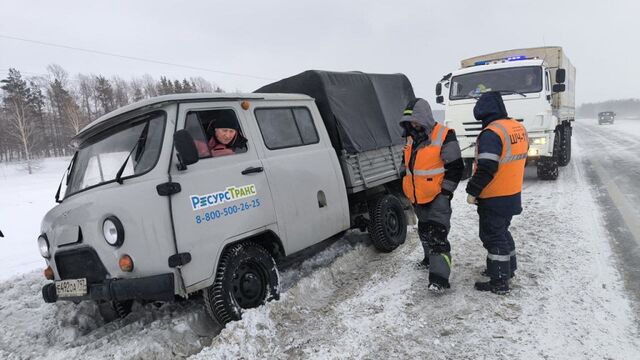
[0,158,70,280]
[1,125,639,359]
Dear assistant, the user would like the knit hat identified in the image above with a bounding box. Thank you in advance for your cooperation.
[213,115,240,130]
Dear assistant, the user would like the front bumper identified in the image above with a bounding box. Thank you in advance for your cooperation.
[42,273,175,303]
[527,132,554,158]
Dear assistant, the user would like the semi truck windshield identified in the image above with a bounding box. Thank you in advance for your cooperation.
[449,66,542,100]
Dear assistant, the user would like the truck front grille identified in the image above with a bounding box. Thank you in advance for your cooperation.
[55,248,110,284]
[460,118,523,138]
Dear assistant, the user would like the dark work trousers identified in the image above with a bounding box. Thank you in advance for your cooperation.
[414,194,452,287]
[477,206,514,256]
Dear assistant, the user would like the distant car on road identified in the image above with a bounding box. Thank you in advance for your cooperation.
[598,111,615,125]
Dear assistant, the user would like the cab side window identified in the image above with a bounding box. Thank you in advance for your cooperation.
[254,107,319,150]
[184,109,248,159]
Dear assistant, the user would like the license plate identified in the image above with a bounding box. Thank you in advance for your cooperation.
[55,278,88,298]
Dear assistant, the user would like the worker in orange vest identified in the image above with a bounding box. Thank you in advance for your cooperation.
[400,98,464,292]
[466,92,528,295]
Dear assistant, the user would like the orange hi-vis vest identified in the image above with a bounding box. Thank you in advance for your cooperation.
[403,123,449,204]
[476,119,529,199]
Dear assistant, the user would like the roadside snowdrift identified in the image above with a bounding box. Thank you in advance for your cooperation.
[1,124,639,359]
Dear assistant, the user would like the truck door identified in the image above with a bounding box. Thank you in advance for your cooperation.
[169,101,277,288]
[252,104,349,254]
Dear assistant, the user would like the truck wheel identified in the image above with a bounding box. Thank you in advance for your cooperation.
[203,242,279,326]
[97,300,133,322]
[557,125,572,167]
[537,158,558,180]
[368,194,407,253]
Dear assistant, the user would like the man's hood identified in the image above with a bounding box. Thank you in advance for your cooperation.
[398,98,436,133]
[473,91,508,127]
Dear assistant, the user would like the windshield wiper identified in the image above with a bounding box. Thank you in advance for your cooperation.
[55,151,78,203]
[115,121,151,184]
[494,90,527,98]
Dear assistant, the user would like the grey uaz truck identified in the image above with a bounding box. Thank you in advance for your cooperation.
[38,70,415,325]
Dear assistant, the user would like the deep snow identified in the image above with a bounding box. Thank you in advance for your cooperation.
[0,121,639,359]
[0,157,70,281]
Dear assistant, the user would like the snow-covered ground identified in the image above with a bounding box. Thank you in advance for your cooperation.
[1,122,639,359]
[0,157,70,280]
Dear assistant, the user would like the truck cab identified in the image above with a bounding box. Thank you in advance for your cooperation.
[39,71,413,326]
[437,47,575,180]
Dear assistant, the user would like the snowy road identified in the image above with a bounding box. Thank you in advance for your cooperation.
[574,119,640,308]
[2,122,640,359]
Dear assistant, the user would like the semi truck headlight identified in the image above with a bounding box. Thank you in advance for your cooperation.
[530,137,547,145]
[38,235,50,258]
[103,216,125,247]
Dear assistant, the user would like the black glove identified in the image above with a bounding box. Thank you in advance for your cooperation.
[440,189,453,200]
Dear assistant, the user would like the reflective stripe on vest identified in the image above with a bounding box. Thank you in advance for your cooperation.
[403,123,449,204]
[477,119,528,199]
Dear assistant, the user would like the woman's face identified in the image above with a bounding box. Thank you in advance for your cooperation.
[215,128,237,145]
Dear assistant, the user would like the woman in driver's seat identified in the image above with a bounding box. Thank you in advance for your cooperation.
[206,117,247,157]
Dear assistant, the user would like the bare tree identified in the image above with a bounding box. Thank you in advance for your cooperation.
[64,100,85,135]
[141,74,158,98]
[6,97,37,173]
[129,77,145,102]
[190,76,214,93]
[1,69,37,173]
[112,76,129,108]
[76,74,96,119]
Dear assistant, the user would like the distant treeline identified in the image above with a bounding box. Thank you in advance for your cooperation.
[0,65,223,171]
[577,98,640,118]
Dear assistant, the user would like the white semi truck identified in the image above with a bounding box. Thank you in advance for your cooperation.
[435,46,576,180]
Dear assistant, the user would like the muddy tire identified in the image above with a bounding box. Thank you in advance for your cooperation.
[203,242,279,326]
[558,124,572,167]
[537,156,559,180]
[537,129,561,180]
[97,300,133,322]
[368,194,407,253]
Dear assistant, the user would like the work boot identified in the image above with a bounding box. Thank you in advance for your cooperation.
[475,256,510,295]
[428,282,449,293]
[474,279,509,295]
[417,257,430,269]
[481,254,516,278]
[428,253,451,292]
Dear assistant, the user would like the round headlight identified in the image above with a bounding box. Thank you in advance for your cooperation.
[103,217,124,247]
[38,235,50,258]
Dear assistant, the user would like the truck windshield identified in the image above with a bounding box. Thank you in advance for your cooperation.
[65,113,165,198]
[449,66,542,100]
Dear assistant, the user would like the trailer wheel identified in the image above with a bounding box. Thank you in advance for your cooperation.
[97,300,133,322]
[368,194,407,253]
[203,242,279,326]
[557,124,572,167]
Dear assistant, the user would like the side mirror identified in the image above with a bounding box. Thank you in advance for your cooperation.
[555,68,566,83]
[435,83,442,96]
[174,130,199,169]
[436,95,444,104]
[552,84,566,93]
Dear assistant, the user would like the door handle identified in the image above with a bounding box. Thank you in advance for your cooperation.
[242,166,264,175]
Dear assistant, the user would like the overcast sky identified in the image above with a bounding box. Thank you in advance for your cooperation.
[1,0,638,106]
